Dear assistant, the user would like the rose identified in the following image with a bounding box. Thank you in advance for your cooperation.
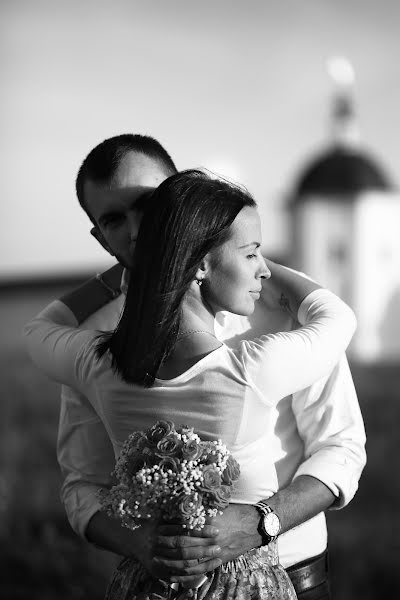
[221,454,241,485]
[181,439,203,461]
[200,464,222,491]
[158,456,180,473]
[128,431,148,451]
[156,432,182,456]
[211,484,232,510]
[147,420,174,445]
[178,493,203,519]
[199,441,215,462]
[126,453,148,475]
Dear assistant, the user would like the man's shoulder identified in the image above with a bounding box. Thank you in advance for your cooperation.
[80,295,124,331]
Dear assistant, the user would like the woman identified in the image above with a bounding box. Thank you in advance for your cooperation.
[24,170,356,600]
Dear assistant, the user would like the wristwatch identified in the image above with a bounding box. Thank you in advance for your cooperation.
[255,500,281,545]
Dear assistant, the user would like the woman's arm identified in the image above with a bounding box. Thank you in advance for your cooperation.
[23,263,123,385]
[263,259,322,316]
[245,267,357,401]
[60,263,123,324]
[23,301,97,387]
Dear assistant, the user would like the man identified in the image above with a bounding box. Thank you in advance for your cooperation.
[59,134,366,598]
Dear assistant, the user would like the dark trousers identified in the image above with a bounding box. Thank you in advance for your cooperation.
[287,551,331,600]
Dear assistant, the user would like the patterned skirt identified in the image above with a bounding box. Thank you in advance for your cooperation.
[105,542,297,600]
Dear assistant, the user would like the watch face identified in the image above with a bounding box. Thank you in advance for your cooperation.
[263,512,280,536]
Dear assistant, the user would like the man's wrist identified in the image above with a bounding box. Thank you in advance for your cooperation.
[86,510,139,557]
[254,501,281,545]
[240,504,264,549]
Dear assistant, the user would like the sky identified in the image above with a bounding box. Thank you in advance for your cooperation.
[1,0,400,279]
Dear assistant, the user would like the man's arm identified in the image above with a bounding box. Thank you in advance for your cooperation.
[58,386,117,538]
[291,355,366,508]
[154,475,334,583]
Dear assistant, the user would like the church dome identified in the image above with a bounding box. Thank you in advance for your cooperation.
[292,145,392,202]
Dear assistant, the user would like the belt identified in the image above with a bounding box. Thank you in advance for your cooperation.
[287,551,328,594]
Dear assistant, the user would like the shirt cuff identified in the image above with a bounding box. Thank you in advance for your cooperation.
[63,484,105,539]
[293,450,360,510]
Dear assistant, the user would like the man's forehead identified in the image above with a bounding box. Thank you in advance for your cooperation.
[112,151,167,188]
[83,152,168,218]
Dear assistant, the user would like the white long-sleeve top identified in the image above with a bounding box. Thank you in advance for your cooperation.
[24,289,361,567]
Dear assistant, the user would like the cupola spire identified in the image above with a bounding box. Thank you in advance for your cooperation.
[327,56,359,148]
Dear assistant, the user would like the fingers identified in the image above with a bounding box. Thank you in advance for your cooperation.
[157,524,219,538]
[154,556,222,577]
[155,528,219,554]
[154,544,221,561]
[169,558,223,581]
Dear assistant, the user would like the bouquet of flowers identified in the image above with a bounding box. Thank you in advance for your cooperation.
[99,420,240,531]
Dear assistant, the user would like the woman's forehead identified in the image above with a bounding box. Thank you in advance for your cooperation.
[229,206,262,246]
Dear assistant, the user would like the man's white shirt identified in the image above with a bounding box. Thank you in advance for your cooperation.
[58,279,366,568]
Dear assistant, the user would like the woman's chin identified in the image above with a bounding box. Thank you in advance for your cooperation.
[233,303,256,317]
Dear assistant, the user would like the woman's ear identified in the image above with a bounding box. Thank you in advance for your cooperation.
[195,256,210,283]
[90,227,115,256]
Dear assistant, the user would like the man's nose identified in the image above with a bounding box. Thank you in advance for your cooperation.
[127,211,141,240]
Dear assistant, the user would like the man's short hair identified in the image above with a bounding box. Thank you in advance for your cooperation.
[76,134,178,221]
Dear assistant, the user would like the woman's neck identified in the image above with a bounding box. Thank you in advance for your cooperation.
[156,292,220,380]
[179,289,216,336]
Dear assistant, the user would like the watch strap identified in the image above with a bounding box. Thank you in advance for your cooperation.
[255,500,274,516]
[255,501,280,545]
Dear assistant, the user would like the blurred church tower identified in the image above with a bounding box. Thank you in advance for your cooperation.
[289,57,400,363]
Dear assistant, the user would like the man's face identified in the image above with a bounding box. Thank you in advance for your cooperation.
[84,152,170,268]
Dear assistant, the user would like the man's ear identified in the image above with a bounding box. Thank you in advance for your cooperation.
[90,226,115,256]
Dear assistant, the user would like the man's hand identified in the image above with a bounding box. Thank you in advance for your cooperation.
[206,504,261,563]
[86,511,222,586]
[154,505,260,586]
[153,524,223,585]
[88,477,334,585]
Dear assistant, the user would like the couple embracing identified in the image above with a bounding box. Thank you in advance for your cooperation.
[25,134,366,600]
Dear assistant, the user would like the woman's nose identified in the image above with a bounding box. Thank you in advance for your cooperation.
[259,259,271,280]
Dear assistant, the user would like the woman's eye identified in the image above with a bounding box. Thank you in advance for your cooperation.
[247,254,257,259]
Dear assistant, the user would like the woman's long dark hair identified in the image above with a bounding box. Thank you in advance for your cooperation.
[97,169,256,386]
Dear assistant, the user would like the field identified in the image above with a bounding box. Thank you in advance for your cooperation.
[0,282,398,599]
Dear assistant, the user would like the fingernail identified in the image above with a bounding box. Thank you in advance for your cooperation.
[214,546,221,555]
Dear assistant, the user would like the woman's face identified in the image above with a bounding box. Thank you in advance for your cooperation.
[203,206,270,316]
